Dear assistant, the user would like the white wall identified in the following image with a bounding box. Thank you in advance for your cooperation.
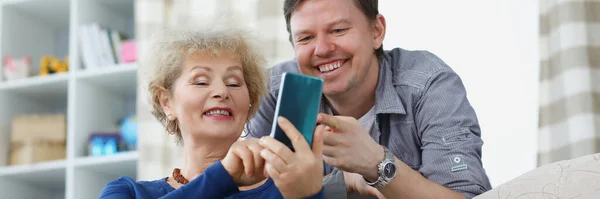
[379,0,540,187]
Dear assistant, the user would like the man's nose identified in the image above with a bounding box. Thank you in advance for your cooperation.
[314,36,335,57]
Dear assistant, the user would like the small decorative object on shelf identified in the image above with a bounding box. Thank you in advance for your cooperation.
[120,114,137,151]
[120,40,137,63]
[9,114,67,165]
[2,56,31,81]
[39,56,69,76]
[88,133,121,157]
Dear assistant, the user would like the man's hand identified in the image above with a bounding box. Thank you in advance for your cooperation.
[344,171,386,199]
[221,138,267,186]
[259,117,325,199]
[317,113,384,182]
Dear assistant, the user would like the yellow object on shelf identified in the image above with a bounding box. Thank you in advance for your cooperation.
[39,56,69,76]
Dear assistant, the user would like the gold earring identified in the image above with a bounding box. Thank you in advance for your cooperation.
[167,114,174,121]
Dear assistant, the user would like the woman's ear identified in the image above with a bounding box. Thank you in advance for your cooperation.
[158,88,174,118]
[372,14,387,50]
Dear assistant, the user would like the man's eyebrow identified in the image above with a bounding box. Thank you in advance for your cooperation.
[293,29,312,38]
[329,19,352,27]
[292,19,352,37]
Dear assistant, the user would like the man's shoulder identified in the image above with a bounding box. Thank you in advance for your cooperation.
[385,48,456,90]
[269,59,300,75]
[266,59,300,92]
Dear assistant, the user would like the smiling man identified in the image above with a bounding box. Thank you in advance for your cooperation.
[248,0,492,198]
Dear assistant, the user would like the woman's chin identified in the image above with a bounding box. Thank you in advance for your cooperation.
[191,128,243,140]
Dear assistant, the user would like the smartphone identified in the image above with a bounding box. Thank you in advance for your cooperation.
[269,72,323,151]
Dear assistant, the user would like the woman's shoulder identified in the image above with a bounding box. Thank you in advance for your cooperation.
[99,176,173,198]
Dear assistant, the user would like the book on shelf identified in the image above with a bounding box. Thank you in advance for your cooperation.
[79,23,130,69]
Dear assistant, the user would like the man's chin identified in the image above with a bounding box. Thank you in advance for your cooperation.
[323,85,350,97]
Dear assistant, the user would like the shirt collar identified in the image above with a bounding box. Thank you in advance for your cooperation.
[374,55,406,115]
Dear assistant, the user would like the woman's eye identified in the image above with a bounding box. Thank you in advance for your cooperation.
[194,82,209,86]
[227,83,241,87]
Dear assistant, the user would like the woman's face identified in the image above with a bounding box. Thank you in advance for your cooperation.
[163,51,250,143]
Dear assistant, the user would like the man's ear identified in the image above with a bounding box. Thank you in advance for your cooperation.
[372,14,387,50]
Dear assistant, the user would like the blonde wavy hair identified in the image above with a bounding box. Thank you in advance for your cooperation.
[146,20,267,144]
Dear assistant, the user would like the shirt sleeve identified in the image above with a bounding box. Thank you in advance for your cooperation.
[305,188,326,199]
[160,161,240,199]
[414,67,492,198]
[98,178,136,199]
[322,168,348,199]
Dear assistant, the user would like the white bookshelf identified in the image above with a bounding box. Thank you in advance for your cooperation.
[0,0,137,199]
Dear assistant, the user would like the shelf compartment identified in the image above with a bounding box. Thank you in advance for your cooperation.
[0,75,68,167]
[72,63,137,158]
[0,160,66,199]
[1,0,71,75]
[75,63,138,97]
[73,151,138,199]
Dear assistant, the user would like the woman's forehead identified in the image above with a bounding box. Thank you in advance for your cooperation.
[183,52,243,71]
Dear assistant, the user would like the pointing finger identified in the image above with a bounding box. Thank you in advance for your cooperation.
[317,113,344,132]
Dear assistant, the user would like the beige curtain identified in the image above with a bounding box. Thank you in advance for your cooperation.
[134,0,292,181]
[538,0,600,165]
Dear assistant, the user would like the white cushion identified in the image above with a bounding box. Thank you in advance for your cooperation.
[475,153,600,199]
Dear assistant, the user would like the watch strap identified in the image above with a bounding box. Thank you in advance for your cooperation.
[364,146,396,188]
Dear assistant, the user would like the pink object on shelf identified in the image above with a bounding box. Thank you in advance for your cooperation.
[121,40,137,63]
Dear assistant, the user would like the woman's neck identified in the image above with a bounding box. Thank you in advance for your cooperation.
[180,142,229,182]
[169,137,268,190]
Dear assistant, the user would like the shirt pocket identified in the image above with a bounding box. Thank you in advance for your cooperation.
[387,121,422,170]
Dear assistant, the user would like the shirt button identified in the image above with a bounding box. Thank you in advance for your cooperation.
[453,156,461,163]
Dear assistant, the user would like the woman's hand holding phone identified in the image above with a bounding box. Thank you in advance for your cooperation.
[259,116,325,199]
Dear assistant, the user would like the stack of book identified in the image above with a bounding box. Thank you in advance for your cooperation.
[79,23,129,69]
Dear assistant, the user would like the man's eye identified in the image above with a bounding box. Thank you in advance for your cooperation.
[297,36,312,42]
[332,28,348,34]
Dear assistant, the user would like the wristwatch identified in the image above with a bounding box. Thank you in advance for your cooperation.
[364,146,396,188]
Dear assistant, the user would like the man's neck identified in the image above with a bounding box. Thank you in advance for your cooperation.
[326,57,380,119]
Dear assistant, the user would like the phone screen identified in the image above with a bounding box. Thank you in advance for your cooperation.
[269,72,323,151]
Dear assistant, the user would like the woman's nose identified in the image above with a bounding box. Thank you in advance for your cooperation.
[212,83,229,100]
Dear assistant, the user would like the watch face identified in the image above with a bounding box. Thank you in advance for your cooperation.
[383,162,396,178]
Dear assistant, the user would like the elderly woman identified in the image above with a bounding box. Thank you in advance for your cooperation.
[99,21,325,199]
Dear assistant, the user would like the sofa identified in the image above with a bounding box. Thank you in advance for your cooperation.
[475,153,600,199]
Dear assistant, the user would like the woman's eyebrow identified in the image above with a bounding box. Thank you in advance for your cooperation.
[190,65,212,72]
[227,65,243,72]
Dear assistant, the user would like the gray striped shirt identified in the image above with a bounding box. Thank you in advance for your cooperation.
[248,48,492,198]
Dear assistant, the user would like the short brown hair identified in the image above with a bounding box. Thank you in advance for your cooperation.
[146,21,267,144]
[283,0,383,58]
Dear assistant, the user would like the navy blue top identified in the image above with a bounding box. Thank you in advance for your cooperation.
[99,160,324,199]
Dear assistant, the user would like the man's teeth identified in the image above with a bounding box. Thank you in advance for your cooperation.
[205,110,230,116]
[319,61,342,72]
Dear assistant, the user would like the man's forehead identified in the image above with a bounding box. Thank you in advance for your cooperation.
[289,0,355,30]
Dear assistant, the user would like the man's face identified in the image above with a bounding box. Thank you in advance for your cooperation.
[290,0,382,96]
